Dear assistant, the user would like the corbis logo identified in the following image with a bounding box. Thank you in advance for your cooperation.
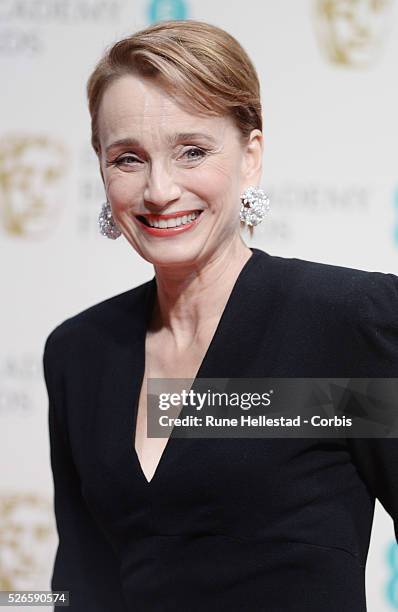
[0,492,56,590]
[0,134,68,239]
[312,0,393,68]
[148,0,188,23]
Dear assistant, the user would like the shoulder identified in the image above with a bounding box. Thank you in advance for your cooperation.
[261,250,398,318]
[260,250,398,374]
[43,278,153,362]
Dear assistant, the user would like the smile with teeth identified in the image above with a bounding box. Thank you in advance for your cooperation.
[138,211,201,228]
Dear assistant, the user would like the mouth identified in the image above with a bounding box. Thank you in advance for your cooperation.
[136,209,203,228]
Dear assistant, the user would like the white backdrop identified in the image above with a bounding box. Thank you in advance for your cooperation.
[1,1,398,610]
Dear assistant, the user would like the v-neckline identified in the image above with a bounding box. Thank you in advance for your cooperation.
[131,247,262,486]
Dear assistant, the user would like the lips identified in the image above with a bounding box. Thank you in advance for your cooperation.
[137,210,203,226]
[134,208,204,236]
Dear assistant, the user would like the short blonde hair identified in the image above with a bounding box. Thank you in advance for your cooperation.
[87,19,263,236]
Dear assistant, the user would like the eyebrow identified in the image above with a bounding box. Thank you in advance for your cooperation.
[105,132,217,154]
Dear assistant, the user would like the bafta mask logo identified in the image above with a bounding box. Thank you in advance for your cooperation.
[313,0,394,68]
[0,134,68,239]
[148,0,188,23]
[0,492,56,589]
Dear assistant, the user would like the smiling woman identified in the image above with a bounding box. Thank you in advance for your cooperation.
[95,70,263,265]
[43,18,398,612]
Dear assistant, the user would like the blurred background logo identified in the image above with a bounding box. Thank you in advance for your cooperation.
[0,492,56,590]
[312,0,393,68]
[386,541,398,608]
[148,0,188,23]
[0,134,68,239]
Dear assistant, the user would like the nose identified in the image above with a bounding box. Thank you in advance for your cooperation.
[143,161,181,210]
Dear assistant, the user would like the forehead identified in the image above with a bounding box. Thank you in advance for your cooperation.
[97,74,235,148]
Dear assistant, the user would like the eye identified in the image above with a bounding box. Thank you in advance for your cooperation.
[108,155,142,168]
[180,147,207,162]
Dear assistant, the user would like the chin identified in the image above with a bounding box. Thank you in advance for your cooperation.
[142,243,205,268]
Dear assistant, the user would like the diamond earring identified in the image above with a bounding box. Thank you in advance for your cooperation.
[240,186,270,226]
[98,201,122,240]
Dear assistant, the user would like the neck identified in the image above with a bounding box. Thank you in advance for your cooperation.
[150,236,253,347]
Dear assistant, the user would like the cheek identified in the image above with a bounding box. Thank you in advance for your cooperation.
[106,174,144,211]
[188,160,240,205]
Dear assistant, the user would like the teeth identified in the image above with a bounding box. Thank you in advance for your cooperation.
[146,211,199,228]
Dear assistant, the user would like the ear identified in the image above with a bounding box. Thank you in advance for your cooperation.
[240,129,263,190]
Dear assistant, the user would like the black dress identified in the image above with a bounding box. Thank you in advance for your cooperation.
[43,247,398,611]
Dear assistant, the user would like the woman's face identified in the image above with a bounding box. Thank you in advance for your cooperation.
[97,74,262,269]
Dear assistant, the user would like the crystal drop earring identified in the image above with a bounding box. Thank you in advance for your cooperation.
[240,186,270,226]
[98,201,122,240]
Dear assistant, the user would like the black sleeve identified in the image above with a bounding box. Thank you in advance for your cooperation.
[43,330,128,611]
[346,271,398,543]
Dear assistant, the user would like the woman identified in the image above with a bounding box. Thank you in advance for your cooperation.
[43,19,398,612]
